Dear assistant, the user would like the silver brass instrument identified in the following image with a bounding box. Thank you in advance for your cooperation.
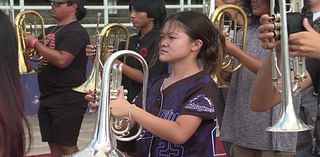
[203,0,215,17]
[15,10,47,74]
[71,50,149,156]
[210,4,248,88]
[267,0,312,132]
[73,22,130,93]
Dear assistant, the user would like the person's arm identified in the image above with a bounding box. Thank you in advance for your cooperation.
[249,53,281,111]
[110,87,202,145]
[34,42,74,68]
[226,40,264,74]
[25,35,74,68]
[130,106,201,144]
[114,60,144,84]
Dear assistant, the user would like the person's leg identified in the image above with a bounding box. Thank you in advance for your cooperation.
[48,143,63,157]
[261,150,296,157]
[50,91,87,156]
[61,145,79,155]
[230,144,260,157]
[222,141,232,157]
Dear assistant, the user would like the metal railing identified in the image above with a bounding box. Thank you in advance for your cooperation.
[0,0,213,28]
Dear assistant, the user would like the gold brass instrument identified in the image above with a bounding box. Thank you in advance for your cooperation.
[15,10,47,74]
[73,21,130,93]
[210,4,248,88]
[211,4,248,72]
[266,0,312,132]
[71,50,149,157]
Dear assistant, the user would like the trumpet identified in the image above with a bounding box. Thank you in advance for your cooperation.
[15,10,47,74]
[266,0,313,132]
[70,50,149,157]
[73,21,130,94]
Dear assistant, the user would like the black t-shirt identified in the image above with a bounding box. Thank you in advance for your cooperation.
[122,28,168,102]
[38,21,90,98]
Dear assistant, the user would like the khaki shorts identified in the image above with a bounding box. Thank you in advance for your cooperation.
[230,144,296,157]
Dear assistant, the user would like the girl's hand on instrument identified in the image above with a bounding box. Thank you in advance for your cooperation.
[110,86,132,118]
[85,89,100,112]
[289,18,320,59]
[86,44,96,59]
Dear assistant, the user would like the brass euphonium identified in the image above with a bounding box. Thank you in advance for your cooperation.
[73,19,130,93]
[210,4,248,88]
[15,10,47,74]
[70,50,149,157]
[266,0,312,132]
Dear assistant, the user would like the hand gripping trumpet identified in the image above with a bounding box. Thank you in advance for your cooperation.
[73,13,130,94]
[70,50,149,157]
[266,0,313,132]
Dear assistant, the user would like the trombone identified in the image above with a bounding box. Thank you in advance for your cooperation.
[70,50,149,157]
[266,0,313,132]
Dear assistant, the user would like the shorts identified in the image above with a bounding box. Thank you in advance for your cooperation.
[230,144,296,157]
[38,91,87,146]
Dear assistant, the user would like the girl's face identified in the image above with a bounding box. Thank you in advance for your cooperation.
[130,7,153,28]
[251,0,270,16]
[159,21,197,63]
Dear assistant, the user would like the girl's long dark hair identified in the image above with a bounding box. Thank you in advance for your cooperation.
[163,11,225,75]
[0,10,31,157]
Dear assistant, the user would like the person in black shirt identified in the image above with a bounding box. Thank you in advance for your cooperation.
[24,0,90,156]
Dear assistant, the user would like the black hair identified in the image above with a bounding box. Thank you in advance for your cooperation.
[67,0,87,21]
[163,11,226,75]
[129,0,167,29]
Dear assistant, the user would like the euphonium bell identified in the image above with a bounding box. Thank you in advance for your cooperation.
[15,10,47,74]
[70,50,149,157]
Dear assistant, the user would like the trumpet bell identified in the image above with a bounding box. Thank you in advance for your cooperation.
[70,143,127,157]
[73,23,130,93]
[266,102,313,132]
[73,66,101,93]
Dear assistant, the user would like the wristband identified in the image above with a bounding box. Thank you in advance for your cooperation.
[31,39,38,48]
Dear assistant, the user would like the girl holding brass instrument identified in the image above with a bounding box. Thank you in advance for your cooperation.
[88,11,224,157]
[86,0,168,156]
